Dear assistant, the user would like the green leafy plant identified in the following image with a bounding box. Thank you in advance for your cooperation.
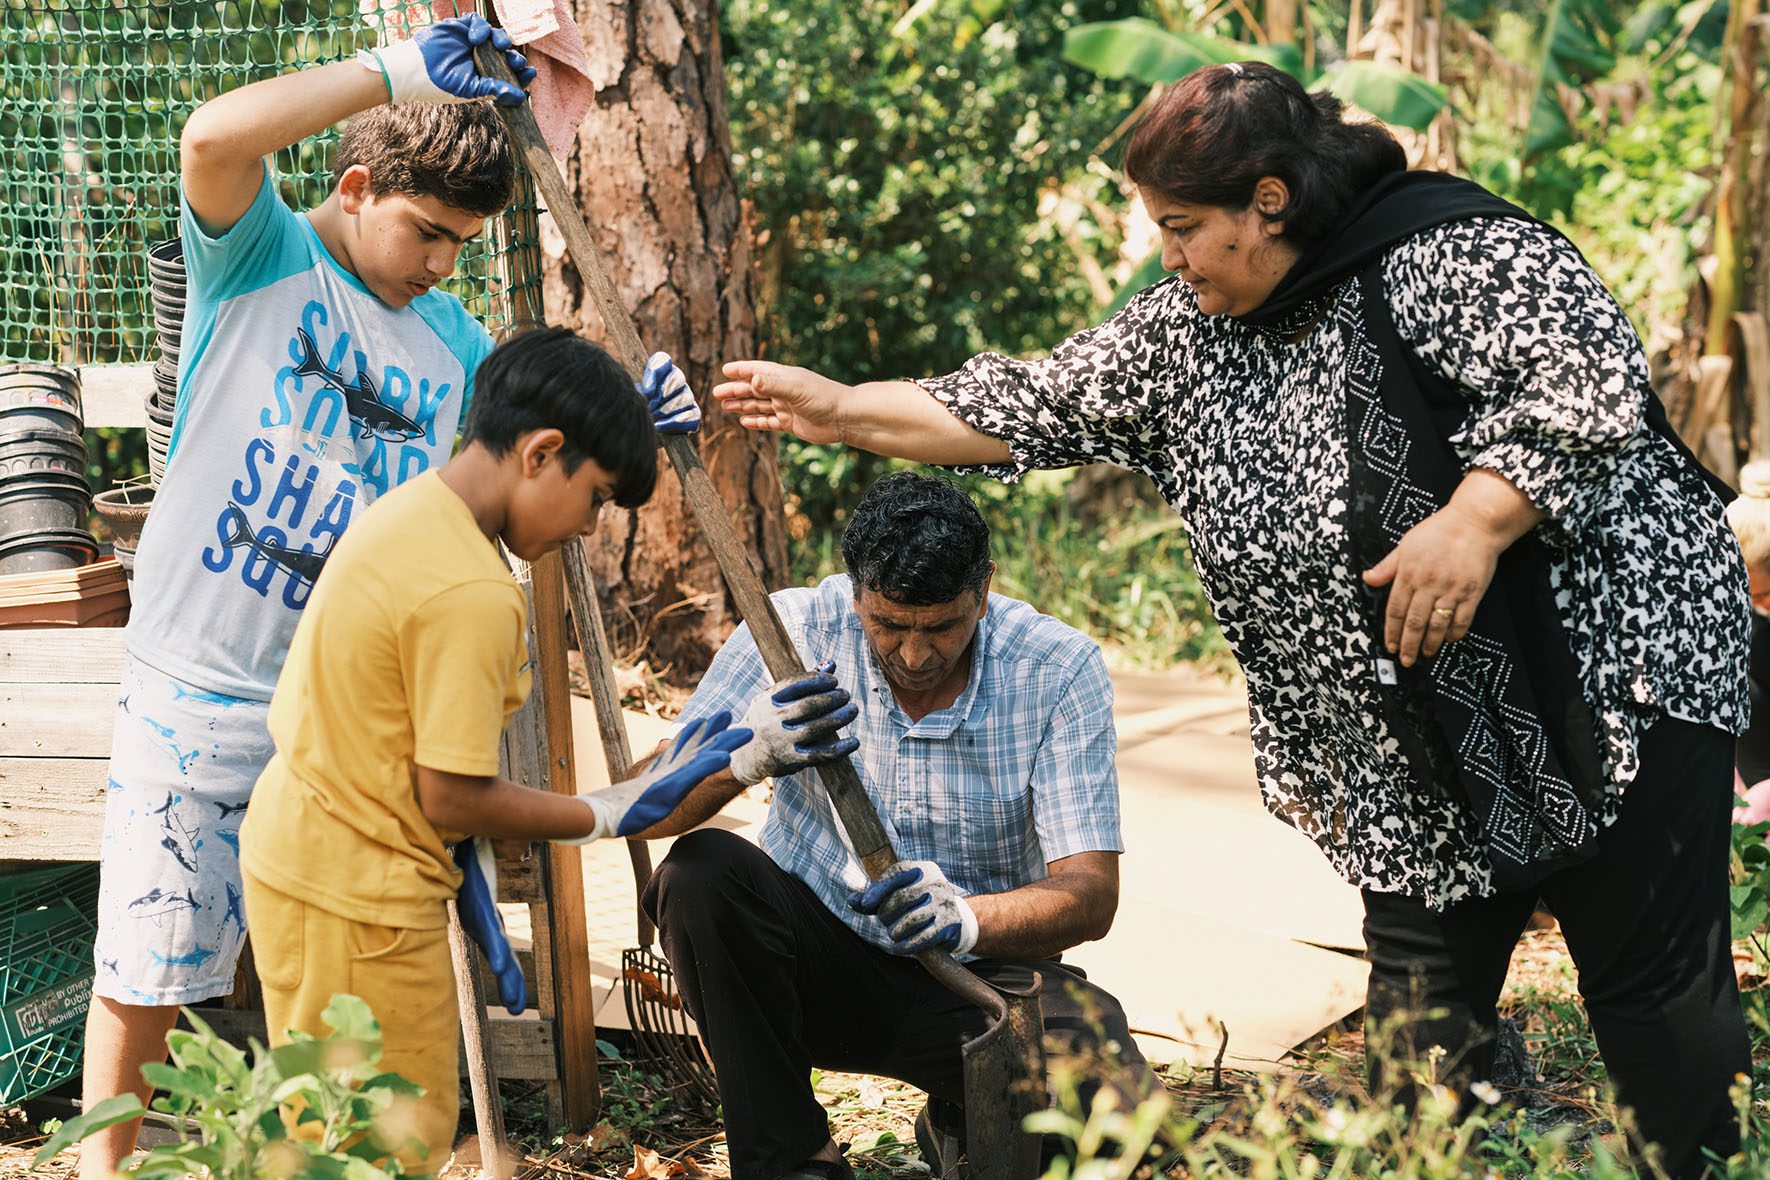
[32,995,425,1179]
[1060,16,1447,133]
[1733,816,1770,956]
[1031,1030,1656,1179]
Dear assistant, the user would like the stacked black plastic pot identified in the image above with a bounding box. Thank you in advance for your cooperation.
[146,237,184,485]
[0,364,97,575]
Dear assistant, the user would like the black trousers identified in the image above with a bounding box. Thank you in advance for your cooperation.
[643,829,1157,1180]
[1362,716,1750,1179]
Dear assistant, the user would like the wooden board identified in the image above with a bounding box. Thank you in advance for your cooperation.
[0,683,121,757]
[187,1005,561,1081]
[0,628,129,683]
[0,757,107,859]
[529,551,599,1129]
[77,365,152,430]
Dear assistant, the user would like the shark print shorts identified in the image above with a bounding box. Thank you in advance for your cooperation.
[93,656,275,1005]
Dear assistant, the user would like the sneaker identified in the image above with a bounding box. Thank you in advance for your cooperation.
[776,1157,854,1180]
[914,1098,966,1177]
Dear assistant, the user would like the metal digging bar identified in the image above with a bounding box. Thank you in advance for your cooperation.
[477,44,1047,1180]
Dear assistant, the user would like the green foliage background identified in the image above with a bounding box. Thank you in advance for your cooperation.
[723,0,1142,384]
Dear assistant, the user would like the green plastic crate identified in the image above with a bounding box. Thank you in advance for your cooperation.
[0,863,100,1104]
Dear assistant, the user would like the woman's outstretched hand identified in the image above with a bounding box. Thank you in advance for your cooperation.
[1362,468,1544,668]
[713,360,849,444]
[714,360,1011,464]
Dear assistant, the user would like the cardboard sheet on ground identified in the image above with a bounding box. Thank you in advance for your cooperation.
[505,689,1368,1060]
[1115,730,1367,953]
[1064,895,1368,1069]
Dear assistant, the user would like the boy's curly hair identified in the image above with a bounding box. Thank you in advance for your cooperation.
[333,103,514,217]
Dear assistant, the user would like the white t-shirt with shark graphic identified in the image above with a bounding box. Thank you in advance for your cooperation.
[125,169,494,701]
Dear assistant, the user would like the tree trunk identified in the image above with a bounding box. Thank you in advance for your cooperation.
[543,0,790,680]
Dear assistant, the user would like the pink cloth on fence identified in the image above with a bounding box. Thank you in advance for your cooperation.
[361,0,594,160]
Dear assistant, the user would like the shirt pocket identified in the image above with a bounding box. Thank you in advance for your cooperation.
[956,783,1037,892]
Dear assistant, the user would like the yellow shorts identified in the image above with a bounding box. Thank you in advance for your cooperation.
[242,869,458,1171]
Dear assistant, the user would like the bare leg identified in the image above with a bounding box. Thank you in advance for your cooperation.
[77,997,181,1179]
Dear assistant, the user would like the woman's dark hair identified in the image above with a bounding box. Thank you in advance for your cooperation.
[840,472,992,605]
[334,103,515,218]
[462,327,658,508]
[1123,61,1406,245]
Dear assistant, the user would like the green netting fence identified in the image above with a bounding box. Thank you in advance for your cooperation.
[1,0,539,368]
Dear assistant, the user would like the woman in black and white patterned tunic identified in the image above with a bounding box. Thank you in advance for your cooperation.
[714,62,1750,1177]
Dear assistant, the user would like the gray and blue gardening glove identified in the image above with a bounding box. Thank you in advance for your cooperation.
[454,837,528,1015]
[849,860,979,957]
[562,711,751,842]
[639,352,702,434]
[727,661,859,786]
[358,13,535,106]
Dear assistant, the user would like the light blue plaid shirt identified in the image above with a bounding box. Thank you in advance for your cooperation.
[678,573,1122,953]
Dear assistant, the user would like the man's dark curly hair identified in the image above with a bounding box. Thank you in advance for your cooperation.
[840,472,992,605]
[334,103,514,217]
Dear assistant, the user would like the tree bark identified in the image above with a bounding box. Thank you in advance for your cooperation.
[543,0,789,680]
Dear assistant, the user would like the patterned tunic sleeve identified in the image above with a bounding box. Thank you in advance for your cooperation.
[916,276,1196,483]
[1383,220,1649,540]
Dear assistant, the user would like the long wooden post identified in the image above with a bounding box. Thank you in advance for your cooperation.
[502,171,601,1131]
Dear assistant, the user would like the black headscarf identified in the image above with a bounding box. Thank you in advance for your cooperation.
[1236,170,1722,892]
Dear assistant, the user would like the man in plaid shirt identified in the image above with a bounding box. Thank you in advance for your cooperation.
[635,472,1156,1180]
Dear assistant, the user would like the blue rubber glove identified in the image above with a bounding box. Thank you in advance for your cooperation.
[727,661,859,786]
[359,14,536,107]
[563,712,752,842]
[454,837,528,1015]
[639,352,702,434]
[849,860,979,957]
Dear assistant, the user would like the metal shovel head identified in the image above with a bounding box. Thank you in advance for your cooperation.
[959,971,1046,1180]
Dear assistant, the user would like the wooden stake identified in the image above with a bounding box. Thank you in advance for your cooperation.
[503,168,602,1131]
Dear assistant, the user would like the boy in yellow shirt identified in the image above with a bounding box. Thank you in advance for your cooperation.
[239,327,857,1169]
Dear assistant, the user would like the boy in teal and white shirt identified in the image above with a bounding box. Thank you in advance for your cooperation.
[82,17,536,1177]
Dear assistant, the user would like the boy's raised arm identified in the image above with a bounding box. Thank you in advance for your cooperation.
[180,13,533,236]
[181,62,386,236]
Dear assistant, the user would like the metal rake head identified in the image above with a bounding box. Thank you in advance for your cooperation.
[620,946,721,1112]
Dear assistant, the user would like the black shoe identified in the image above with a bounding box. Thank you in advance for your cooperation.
[915,1098,967,1177]
[776,1157,854,1180]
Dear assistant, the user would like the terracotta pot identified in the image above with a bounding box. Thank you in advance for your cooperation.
[94,485,153,551]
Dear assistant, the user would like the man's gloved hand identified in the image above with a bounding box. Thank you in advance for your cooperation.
[639,352,702,434]
[358,13,536,107]
[728,661,859,786]
[563,711,751,843]
[453,837,528,1014]
[848,860,979,957]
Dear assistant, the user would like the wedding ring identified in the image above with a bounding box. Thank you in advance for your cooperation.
[1432,606,1454,618]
